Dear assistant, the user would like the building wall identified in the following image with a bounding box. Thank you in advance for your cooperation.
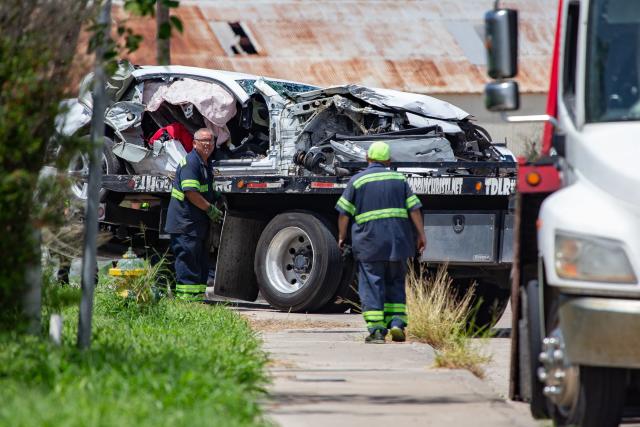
[437,93,548,157]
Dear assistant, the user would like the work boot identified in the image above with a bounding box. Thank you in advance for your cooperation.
[365,329,386,344]
[389,326,406,342]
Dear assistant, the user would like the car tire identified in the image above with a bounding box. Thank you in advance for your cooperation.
[255,211,342,312]
[68,136,125,204]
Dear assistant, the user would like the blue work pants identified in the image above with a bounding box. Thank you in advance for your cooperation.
[170,233,209,301]
[358,261,408,333]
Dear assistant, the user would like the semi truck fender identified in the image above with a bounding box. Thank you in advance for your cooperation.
[212,212,267,301]
[537,178,640,294]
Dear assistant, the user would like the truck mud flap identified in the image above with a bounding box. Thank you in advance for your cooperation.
[213,213,267,301]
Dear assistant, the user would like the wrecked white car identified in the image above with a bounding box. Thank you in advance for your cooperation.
[61,62,508,199]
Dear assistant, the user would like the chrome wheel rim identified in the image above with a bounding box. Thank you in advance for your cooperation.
[265,227,314,294]
[538,327,580,413]
[67,152,108,200]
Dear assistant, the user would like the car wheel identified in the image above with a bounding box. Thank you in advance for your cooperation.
[67,136,125,204]
[255,211,342,312]
[541,301,626,427]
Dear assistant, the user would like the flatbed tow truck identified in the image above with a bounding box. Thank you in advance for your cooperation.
[63,65,518,326]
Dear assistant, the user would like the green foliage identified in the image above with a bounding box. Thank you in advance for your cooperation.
[104,0,183,66]
[0,0,91,330]
[0,291,270,426]
[41,266,81,325]
[0,0,183,331]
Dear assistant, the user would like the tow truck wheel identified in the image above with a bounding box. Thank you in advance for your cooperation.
[519,280,548,418]
[67,136,125,204]
[255,212,342,312]
[321,255,358,313]
[453,274,510,331]
[541,301,626,427]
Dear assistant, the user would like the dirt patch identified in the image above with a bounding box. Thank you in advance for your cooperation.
[267,358,298,369]
[243,316,358,332]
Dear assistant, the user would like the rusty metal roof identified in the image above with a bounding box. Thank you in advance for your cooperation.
[98,0,557,94]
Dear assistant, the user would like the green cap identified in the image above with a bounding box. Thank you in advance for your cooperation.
[367,141,391,162]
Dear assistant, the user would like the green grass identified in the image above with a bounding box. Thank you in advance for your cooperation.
[0,290,270,427]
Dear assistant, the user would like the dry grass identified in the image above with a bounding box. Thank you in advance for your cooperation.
[406,264,474,348]
[434,338,491,378]
[42,222,112,262]
[406,264,492,377]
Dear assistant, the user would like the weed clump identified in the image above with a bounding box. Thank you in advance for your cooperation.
[406,264,491,377]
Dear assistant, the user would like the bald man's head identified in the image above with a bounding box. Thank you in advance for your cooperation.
[193,128,214,161]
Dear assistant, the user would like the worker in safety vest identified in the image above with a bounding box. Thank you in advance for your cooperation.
[336,141,426,343]
[165,128,223,301]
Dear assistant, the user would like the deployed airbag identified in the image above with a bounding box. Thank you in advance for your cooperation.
[146,78,237,146]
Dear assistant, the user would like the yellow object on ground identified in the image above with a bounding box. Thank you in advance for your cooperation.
[108,247,146,298]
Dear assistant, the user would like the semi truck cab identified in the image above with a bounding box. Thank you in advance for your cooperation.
[485,1,640,425]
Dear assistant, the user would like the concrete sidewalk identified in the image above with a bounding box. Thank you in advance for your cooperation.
[236,308,537,427]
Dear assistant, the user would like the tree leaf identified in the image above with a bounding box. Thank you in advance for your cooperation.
[162,0,181,8]
[125,34,144,53]
[169,16,183,33]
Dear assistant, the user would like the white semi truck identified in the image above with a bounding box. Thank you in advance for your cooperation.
[485,1,640,425]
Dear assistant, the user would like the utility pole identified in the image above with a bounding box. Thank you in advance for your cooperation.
[78,0,111,350]
[157,0,170,65]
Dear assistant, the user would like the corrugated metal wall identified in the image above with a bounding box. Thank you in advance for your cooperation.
[86,0,557,94]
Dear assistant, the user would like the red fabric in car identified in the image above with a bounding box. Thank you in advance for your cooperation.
[149,122,194,152]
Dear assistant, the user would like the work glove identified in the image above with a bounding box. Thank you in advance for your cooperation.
[206,204,223,223]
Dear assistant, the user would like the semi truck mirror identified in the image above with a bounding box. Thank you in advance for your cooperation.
[485,8,518,79]
[485,80,520,112]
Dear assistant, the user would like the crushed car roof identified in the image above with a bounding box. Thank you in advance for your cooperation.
[133,65,469,122]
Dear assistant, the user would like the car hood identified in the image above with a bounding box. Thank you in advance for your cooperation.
[293,84,470,121]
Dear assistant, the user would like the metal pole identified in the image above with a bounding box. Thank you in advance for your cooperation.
[78,0,111,350]
[157,1,170,65]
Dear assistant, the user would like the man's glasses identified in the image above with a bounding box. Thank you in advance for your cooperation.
[195,138,213,144]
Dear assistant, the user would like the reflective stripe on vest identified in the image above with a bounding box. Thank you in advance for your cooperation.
[181,179,208,193]
[406,195,420,209]
[171,188,184,201]
[353,171,405,189]
[181,179,200,190]
[354,207,408,224]
[336,196,356,215]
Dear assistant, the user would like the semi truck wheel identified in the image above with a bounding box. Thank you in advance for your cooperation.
[541,301,626,427]
[254,212,342,312]
[67,136,125,204]
[519,280,548,418]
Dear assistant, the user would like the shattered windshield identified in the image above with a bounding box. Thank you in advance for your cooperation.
[586,0,640,122]
[237,79,319,97]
